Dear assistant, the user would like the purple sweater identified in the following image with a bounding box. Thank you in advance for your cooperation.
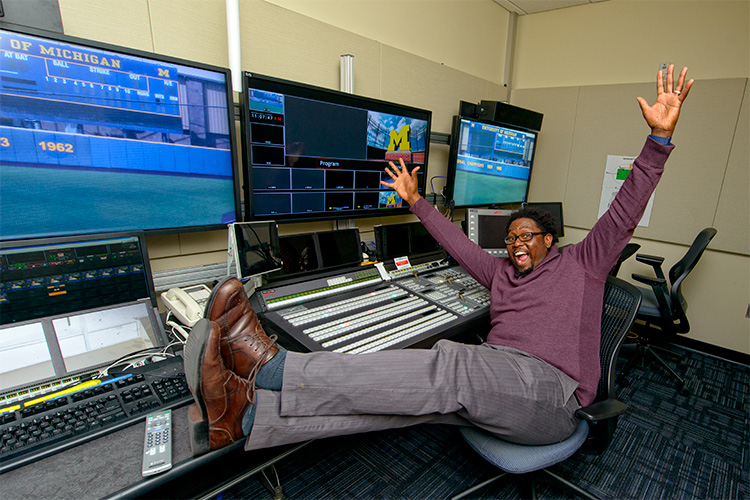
[411,138,673,405]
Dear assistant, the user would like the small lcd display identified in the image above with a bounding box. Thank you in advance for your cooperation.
[231,222,282,279]
[317,229,362,268]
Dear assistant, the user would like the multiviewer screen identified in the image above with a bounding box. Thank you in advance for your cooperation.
[243,74,431,221]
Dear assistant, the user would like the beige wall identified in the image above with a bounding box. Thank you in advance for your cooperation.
[512,0,750,354]
[512,0,750,88]
[55,0,749,354]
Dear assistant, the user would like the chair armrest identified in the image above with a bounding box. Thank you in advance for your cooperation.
[635,254,666,280]
[575,398,627,422]
[631,273,666,287]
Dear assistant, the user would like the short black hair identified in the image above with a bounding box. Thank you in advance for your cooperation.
[506,207,559,245]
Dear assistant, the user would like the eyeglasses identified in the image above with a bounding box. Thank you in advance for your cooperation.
[504,232,546,245]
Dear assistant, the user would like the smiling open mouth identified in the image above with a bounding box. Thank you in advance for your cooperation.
[514,250,530,265]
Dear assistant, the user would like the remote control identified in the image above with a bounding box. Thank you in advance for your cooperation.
[141,409,172,477]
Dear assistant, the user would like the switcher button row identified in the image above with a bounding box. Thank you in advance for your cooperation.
[320,305,439,348]
[305,297,427,340]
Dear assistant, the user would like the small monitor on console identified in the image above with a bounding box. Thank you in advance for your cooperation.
[374,222,442,261]
[230,222,282,280]
[465,208,518,258]
[0,233,167,394]
[525,202,564,238]
[269,228,363,282]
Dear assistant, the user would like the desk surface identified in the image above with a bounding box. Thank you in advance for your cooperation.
[1,404,303,500]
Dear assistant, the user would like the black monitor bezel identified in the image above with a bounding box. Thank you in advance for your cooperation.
[445,114,538,209]
[0,25,241,241]
[240,72,433,223]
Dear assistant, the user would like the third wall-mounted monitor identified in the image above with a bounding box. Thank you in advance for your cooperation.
[241,72,432,222]
[445,115,538,209]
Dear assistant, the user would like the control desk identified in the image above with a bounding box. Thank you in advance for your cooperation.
[251,259,491,353]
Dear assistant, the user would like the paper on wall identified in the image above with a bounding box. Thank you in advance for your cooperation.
[598,155,654,227]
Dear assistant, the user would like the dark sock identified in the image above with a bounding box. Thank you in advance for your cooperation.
[241,402,256,436]
[255,349,286,390]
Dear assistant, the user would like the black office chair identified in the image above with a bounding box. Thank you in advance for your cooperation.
[617,228,717,395]
[452,277,641,500]
[609,243,641,277]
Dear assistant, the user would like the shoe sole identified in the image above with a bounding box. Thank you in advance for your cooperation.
[183,318,211,456]
[187,404,209,456]
[203,276,239,320]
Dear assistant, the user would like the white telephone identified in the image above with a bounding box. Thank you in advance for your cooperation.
[161,284,211,327]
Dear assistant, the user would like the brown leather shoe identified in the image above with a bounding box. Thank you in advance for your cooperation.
[184,318,253,456]
[204,277,279,378]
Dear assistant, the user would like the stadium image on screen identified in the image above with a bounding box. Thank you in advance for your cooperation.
[0,27,239,240]
[447,116,537,208]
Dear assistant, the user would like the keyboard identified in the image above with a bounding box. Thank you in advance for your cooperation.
[0,358,192,474]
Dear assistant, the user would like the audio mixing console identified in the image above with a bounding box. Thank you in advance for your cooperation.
[252,262,491,353]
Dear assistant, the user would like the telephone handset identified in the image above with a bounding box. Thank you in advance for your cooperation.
[161,284,211,327]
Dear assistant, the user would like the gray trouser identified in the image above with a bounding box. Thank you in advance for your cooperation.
[245,340,581,451]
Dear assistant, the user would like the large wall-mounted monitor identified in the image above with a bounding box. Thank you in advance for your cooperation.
[241,72,432,222]
[0,26,240,241]
[445,116,537,209]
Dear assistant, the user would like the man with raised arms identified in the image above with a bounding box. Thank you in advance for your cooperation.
[182,65,693,456]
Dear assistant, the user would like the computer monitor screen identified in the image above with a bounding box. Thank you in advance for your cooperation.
[278,233,319,275]
[231,222,282,280]
[0,233,166,392]
[465,208,517,258]
[446,116,537,208]
[241,72,432,222]
[526,202,564,238]
[317,229,362,269]
[374,221,441,261]
[269,228,362,282]
[0,26,240,241]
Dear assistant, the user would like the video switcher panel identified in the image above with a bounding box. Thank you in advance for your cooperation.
[253,263,490,353]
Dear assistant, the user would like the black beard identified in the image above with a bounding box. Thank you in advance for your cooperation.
[514,265,533,277]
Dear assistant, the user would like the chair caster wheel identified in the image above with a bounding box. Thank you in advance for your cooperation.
[677,384,689,396]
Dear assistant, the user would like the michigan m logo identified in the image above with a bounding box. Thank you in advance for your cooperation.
[387,125,411,151]
[158,68,171,78]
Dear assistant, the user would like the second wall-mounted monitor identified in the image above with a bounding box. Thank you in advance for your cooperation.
[241,73,432,222]
[0,26,240,241]
[445,116,538,209]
